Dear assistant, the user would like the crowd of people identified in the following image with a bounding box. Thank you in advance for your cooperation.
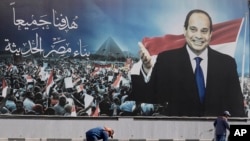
[0,54,249,117]
[0,57,157,116]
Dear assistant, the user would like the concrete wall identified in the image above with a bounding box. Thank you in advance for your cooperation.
[0,115,249,140]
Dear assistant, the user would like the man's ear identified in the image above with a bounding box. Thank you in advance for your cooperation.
[209,32,212,40]
[183,27,187,37]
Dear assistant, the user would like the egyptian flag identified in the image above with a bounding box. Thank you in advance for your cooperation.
[90,103,100,117]
[26,75,34,85]
[46,69,54,96]
[76,84,84,93]
[71,104,77,117]
[90,67,100,77]
[112,73,122,88]
[142,18,243,57]
[1,78,8,98]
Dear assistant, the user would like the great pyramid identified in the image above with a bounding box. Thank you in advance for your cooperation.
[95,37,125,58]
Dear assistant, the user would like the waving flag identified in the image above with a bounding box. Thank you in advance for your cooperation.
[76,84,84,93]
[26,75,34,84]
[90,104,100,117]
[90,67,100,77]
[112,73,122,88]
[209,18,243,57]
[71,104,77,117]
[1,78,8,98]
[46,70,54,95]
[142,18,243,57]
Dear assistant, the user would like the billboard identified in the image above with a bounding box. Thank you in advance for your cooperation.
[0,0,249,117]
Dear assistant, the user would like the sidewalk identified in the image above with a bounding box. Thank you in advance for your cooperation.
[0,138,213,141]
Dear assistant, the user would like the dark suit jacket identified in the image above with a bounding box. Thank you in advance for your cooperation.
[130,45,245,117]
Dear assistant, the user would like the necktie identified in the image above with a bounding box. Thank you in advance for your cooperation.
[195,57,205,103]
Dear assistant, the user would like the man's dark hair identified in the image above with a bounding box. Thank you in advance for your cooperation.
[184,9,213,32]
[58,96,67,106]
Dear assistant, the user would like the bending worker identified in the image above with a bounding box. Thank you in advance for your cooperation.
[85,126,114,141]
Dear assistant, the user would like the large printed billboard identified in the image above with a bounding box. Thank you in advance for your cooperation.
[0,0,249,117]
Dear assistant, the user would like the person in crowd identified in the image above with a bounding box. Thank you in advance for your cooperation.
[64,104,72,116]
[99,93,112,116]
[110,97,120,116]
[119,100,137,116]
[53,96,67,115]
[214,111,231,141]
[44,107,55,115]
[129,9,245,117]
[32,104,44,115]
[11,100,25,114]
[5,93,17,112]
[23,91,35,113]
[85,126,114,141]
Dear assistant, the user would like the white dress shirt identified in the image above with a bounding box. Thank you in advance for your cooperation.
[186,45,208,86]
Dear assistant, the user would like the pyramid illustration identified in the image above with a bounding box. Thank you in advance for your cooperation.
[95,37,125,58]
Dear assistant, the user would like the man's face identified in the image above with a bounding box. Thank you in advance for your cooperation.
[184,13,212,54]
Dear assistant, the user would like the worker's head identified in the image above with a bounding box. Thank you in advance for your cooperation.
[223,110,231,117]
[104,127,114,138]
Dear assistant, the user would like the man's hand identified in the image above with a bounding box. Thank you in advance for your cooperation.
[138,42,152,74]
